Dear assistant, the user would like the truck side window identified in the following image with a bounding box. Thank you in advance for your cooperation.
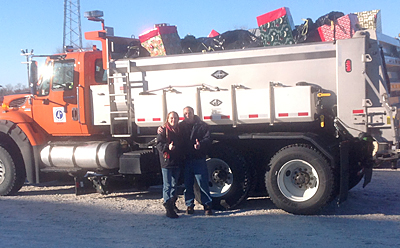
[52,60,75,91]
[95,59,107,83]
[37,61,52,96]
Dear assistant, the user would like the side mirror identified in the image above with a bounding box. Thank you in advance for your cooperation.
[30,61,38,95]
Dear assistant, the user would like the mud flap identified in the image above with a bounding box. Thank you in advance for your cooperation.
[337,140,350,205]
[74,176,96,196]
[74,173,113,195]
[91,176,113,195]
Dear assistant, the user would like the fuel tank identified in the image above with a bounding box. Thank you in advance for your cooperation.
[40,141,119,169]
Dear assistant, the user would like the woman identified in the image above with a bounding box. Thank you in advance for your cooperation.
[156,111,183,218]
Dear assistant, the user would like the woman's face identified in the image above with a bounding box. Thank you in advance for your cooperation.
[168,113,178,127]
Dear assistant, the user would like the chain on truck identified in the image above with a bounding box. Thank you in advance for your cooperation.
[1,11,400,215]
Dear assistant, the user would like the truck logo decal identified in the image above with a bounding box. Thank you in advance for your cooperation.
[212,70,228,79]
[210,99,222,106]
[53,107,66,123]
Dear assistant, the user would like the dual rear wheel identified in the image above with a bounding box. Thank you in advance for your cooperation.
[200,143,335,215]
[266,144,335,215]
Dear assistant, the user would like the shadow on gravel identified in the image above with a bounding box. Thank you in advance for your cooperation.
[14,169,400,216]
[17,186,75,196]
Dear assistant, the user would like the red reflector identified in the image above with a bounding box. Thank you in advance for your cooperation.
[137,118,145,122]
[249,114,258,118]
[345,59,352,73]
[153,118,161,121]
[353,109,364,114]
[204,116,211,120]
[221,115,230,119]
[298,112,308,116]
[278,113,289,117]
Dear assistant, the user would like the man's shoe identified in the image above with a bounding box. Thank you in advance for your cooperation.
[204,205,213,216]
[186,206,194,214]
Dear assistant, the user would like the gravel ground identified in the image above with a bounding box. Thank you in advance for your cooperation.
[0,168,399,248]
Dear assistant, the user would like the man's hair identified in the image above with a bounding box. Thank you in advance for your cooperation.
[183,106,194,112]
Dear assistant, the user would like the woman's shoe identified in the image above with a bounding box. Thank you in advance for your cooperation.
[164,200,179,218]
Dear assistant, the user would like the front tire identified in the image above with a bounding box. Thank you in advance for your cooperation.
[266,144,334,215]
[0,146,26,196]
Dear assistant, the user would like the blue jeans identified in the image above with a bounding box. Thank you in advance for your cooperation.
[184,158,212,207]
[161,167,180,203]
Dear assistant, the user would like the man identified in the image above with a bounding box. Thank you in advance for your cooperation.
[179,106,213,215]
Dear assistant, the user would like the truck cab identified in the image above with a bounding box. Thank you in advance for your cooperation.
[31,50,107,136]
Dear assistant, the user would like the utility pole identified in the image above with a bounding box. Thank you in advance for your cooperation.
[63,0,82,52]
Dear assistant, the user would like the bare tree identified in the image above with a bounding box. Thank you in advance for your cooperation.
[0,83,30,97]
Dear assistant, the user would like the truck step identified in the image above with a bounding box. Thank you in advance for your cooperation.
[113,117,129,121]
[109,93,127,97]
[112,134,131,138]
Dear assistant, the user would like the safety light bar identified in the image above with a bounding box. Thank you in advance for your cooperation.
[84,10,104,22]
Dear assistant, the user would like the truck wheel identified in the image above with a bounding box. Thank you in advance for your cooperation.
[195,145,251,210]
[0,146,25,196]
[266,144,334,215]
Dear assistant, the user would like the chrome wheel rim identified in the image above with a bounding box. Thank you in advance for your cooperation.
[0,159,5,185]
[206,158,233,197]
[277,159,319,202]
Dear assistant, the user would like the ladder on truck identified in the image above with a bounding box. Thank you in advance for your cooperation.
[108,61,145,137]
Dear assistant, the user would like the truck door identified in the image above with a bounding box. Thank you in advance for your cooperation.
[31,59,83,135]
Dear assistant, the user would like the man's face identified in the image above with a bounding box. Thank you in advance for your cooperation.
[183,107,195,123]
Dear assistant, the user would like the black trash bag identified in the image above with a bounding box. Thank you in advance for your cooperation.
[181,35,223,53]
[218,30,263,50]
[293,18,322,44]
[181,35,202,53]
[199,36,224,51]
[181,30,263,54]
[124,41,150,58]
[315,11,344,27]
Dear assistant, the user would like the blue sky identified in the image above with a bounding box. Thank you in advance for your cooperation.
[0,0,398,88]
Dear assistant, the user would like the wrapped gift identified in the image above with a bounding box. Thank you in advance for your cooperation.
[139,24,181,57]
[257,7,296,46]
[318,14,359,42]
[208,29,220,38]
[354,9,382,33]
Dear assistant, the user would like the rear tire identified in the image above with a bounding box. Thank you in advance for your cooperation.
[0,146,25,196]
[195,144,251,210]
[266,144,334,215]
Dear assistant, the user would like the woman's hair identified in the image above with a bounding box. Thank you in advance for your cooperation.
[164,111,179,138]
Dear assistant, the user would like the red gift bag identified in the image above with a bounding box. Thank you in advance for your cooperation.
[318,14,359,42]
